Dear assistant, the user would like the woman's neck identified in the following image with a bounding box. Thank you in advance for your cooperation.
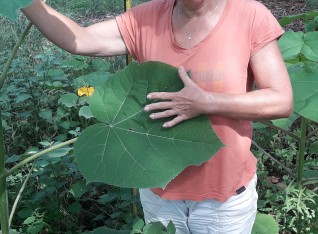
[177,0,219,18]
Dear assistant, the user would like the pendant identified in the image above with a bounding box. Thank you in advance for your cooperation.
[188,34,192,40]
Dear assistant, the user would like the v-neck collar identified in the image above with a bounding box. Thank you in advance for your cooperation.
[168,0,232,51]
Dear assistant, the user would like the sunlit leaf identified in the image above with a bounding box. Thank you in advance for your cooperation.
[58,93,78,108]
[132,218,145,232]
[278,31,318,62]
[252,213,279,234]
[79,106,94,119]
[42,147,72,159]
[143,222,165,234]
[74,62,223,188]
[290,64,318,122]
[166,221,176,234]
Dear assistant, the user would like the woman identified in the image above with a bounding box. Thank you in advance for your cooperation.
[23,0,293,233]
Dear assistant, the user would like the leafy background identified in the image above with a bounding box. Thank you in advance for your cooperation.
[0,0,318,233]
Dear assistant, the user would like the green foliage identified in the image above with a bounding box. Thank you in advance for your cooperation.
[305,16,318,32]
[1,1,318,234]
[289,62,318,122]
[278,31,318,62]
[253,18,318,233]
[0,0,32,20]
[279,11,318,27]
[252,213,279,234]
[83,220,176,234]
[306,0,318,9]
[280,184,317,233]
[74,62,223,188]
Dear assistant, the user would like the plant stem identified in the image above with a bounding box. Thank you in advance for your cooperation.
[0,112,9,234]
[252,140,296,178]
[297,117,308,189]
[0,22,33,90]
[3,138,77,178]
[9,163,35,226]
[296,117,308,233]
[259,120,300,142]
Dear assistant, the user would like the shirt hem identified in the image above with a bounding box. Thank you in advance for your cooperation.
[151,170,257,203]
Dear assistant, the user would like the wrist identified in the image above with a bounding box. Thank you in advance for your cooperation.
[201,92,221,115]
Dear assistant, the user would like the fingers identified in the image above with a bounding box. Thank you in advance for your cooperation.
[147,66,192,101]
[144,66,193,128]
[147,92,175,100]
[163,116,185,128]
[144,101,175,112]
[149,109,178,120]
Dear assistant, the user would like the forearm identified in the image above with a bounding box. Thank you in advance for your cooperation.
[22,0,85,54]
[202,88,293,120]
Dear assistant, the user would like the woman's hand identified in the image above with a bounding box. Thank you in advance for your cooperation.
[144,66,208,128]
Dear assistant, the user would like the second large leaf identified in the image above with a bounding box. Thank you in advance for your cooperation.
[74,61,223,188]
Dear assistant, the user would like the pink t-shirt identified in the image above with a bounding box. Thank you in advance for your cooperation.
[116,0,284,202]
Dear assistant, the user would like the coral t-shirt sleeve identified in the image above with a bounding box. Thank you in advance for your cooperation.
[116,8,139,60]
[250,3,284,56]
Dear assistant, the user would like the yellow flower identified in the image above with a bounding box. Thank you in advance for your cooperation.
[77,87,95,97]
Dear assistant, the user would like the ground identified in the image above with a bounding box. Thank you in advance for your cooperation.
[259,0,315,31]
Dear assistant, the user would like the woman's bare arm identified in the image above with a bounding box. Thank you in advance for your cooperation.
[22,0,127,56]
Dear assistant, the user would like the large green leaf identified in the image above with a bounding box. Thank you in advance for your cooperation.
[0,0,32,20]
[290,63,318,122]
[278,31,318,62]
[252,213,279,234]
[74,62,223,188]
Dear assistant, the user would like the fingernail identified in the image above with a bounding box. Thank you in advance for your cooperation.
[150,114,155,119]
[144,106,149,111]
[163,123,168,128]
[147,94,152,99]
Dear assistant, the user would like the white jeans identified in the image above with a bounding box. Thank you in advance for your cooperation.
[139,175,258,234]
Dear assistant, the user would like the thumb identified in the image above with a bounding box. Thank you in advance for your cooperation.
[178,66,194,86]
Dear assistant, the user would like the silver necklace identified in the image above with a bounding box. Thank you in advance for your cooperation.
[177,1,219,40]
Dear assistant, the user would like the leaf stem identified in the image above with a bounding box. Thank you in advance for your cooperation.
[3,138,77,178]
[252,140,296,178]
[0,112,9,234]
[0,22,33,90]
[259,121,300,142]
[296,117,308,233]
[297,117,308,189]
[9,163,35,226]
